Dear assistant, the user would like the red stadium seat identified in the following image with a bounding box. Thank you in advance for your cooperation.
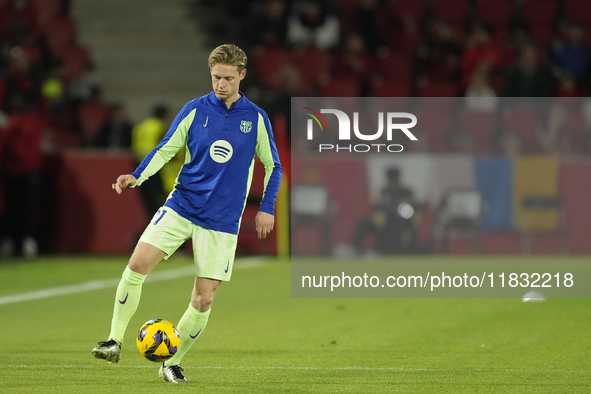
[476,0,514,28]
[31,0,63,28]
[55,45,89,80]
[492,26,510,46]
[502,107,542,153]
[528,25,555,45]
[45,129,82,150]
[292,47,333,87]
[418,80,458,97]
[564,0,591,26]
[252,46,293,92]
[378,51,414,81]
[78,101,111,143]
[388,0,427,21]
[337,0,359,16]
[520,0,557,27]
[319,76,360,97]
[396,30,422,55]
[45,17,76,54]
[380,23,423,54]
[371,79,411,97]
[433,0,470,25]
[21,44,43,65]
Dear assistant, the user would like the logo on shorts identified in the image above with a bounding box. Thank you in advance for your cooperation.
[209,140,233,163]
[224,260,230,273]
[240,120,252,133]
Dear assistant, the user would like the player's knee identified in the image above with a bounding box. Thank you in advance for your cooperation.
[191,294,213,312]
[128,257,149,275]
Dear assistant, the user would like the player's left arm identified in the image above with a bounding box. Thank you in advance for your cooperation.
[255,111,283,239]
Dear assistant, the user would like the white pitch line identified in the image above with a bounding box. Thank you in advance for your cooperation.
[0,258,265,306]
[1,365,589,374]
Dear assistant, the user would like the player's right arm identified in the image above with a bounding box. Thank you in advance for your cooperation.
[112,174,137,195]
[130,103,196,187]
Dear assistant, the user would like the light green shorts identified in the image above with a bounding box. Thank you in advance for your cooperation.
[139,207,237,281]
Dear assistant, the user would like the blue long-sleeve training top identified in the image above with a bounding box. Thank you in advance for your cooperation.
[131,91,283,235]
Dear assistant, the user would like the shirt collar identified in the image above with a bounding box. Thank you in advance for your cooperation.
[208,91,246,111]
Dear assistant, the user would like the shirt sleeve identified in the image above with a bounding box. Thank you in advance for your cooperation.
[256,111,283,215]
[131,104,196,187]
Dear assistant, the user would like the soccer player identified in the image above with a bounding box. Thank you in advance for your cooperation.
[91,44,282,384]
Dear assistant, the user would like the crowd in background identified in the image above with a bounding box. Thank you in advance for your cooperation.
[3,0,591,257]
[211,0,591,98]
[0,0,92,258]
[198,0,591,155]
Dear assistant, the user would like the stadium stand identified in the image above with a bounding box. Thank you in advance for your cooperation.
[4,0,591,257]
[195,0,591,157]
[0,0,111,151]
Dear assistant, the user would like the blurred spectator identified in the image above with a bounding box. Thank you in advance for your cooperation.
[68,60,103,106]
[0,78,5,111]
[542,97,583,155]
[62,0,72,15]
[501,43,552,97]
[464,71,498,112]
[218,0,255,20]
[41,60,67,112]
[0,94,45,258]
[1,1,48,70]
[267,63,308,142]
[417,20,462,83]
[460,23,502,88]
[350,167,417,255]
[42,60,77,136]
[0,0,39,41]
[91,103,132,149]
[2,48,42,115]
[0,40,10,74]
[555,72,583,97]
[341,0,387,54]
[286,0,339,50]
[241,0,288,48]
[553,22,591,84]
[333,32,379,96]
[502,25,533,68]
[131,104,170,217]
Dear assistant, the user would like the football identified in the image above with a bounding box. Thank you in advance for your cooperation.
[136,319,180,362]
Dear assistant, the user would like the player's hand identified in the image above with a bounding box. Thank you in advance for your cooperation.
[255,211,274,239]
[112,174,137,195]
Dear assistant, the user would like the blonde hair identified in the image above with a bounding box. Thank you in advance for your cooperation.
[208,44,248,72]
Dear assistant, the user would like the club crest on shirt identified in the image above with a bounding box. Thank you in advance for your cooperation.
[240,120,252,133]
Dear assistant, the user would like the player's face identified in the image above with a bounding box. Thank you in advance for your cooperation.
[211,64,246,103]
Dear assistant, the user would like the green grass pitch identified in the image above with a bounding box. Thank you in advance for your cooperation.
[0,255,589,393]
